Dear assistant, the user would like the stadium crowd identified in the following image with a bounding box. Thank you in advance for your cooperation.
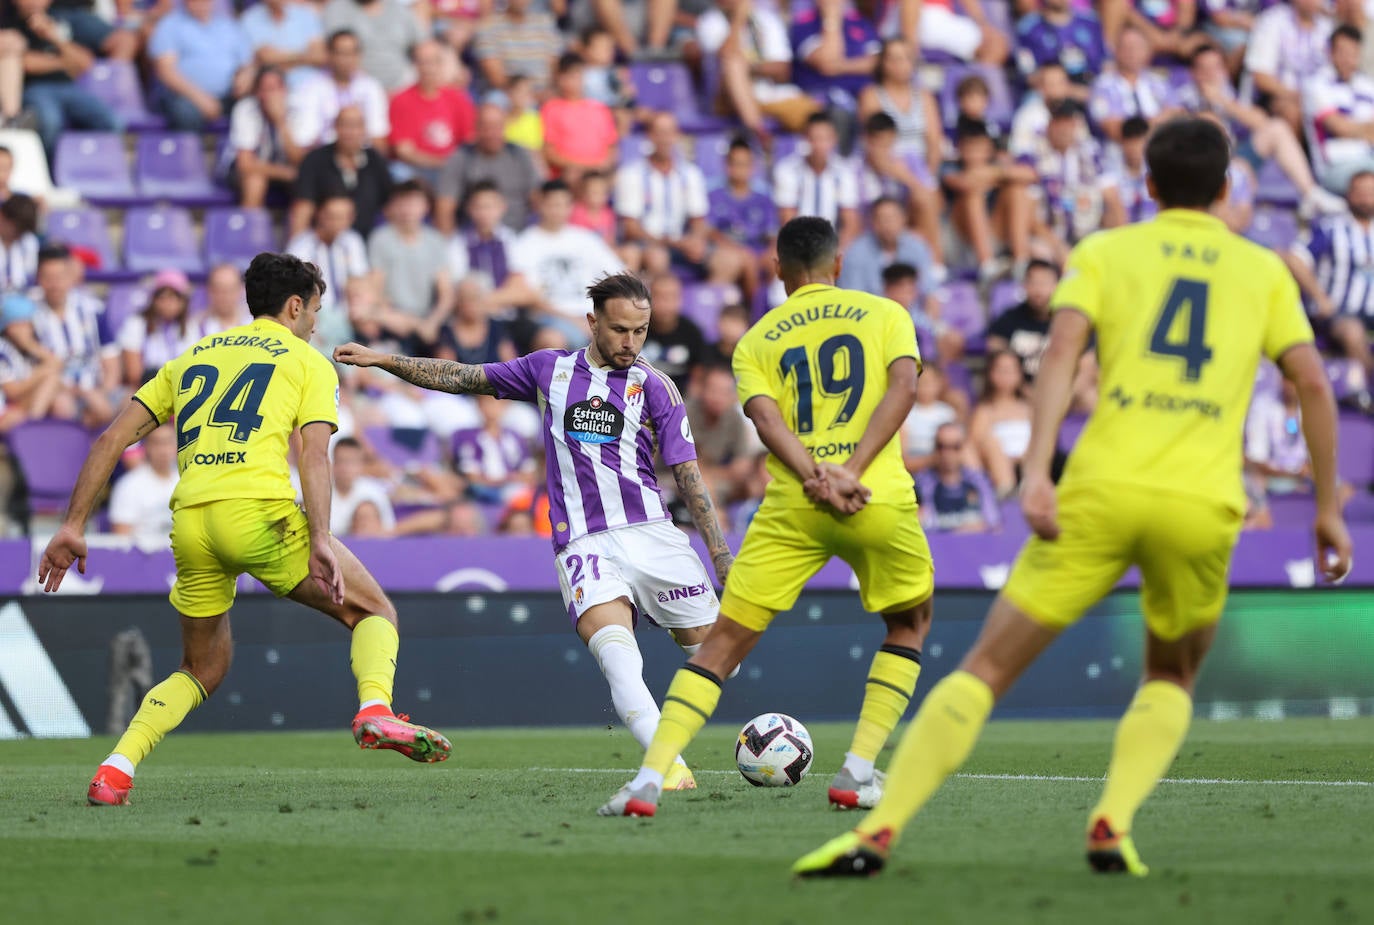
[0,0,1371,542]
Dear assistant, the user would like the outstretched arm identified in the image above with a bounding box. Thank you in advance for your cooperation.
[333,342,496,395]
[671,459,734,586]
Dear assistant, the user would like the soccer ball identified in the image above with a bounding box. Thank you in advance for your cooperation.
[735,713,814,787]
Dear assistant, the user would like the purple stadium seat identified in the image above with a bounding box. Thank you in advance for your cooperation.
[988,279,1020,320]
[124,206,204,274]
[770,133,801,165]
[1245,206,1299,251]
[1058,412,1089,453]
[943,359,975,405]
[681,283,731,342]
[940,282,987,355]
[136,132,233,205]
[205,208,277,271]
[618,132,652,164]
[1253,359,1281,401]
[1337,412,1374,488]
[6,420,93,514]
[1345,492,1374,522]
[627,62,729,133]
[1266,494,1316,526]
[693,132,735,185]
[1255,160,1300,207]
[105,282,152,335]
[364,425,442,470]
[54,133,136,203]
[77,59,162,131]
[46,207,117,273]
[982,0,1015,41]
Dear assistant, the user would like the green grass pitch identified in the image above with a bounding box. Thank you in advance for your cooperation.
[2,718,1371,925]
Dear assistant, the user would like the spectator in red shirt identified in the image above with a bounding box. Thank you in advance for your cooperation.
[541,52,618,187]
[389,39,476,190]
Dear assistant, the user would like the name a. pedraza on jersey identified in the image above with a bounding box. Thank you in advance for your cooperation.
[193,335,291,358]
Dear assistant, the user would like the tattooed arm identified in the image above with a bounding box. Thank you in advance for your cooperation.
[333,342,496,395]
[671,459,735,586]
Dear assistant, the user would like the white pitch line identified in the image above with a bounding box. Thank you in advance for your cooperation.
[532,768,1373,787]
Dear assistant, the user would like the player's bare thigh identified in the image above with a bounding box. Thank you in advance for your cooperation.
[174,611,234,695]
[287,537,397,629]
[880,596,935,653]
[575,597,636,644]
[957,594,1061,699]
[1142,623,1218,695]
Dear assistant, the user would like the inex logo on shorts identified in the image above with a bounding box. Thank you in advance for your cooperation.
[565,396,625,444]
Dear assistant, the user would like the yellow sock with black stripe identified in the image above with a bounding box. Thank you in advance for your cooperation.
[638,665,722,783]
[858,670,994,843]
[350,615,399,708]
[111,670,207,769]
[844,645,922,779]
[1089,680,1193,834]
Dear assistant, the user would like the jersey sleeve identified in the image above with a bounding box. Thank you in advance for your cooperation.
[1051,233,1105,323]
[482,351,544,402]
[132,359,177,424]
[731,331,772,408]
[295,349,340,432]
[1261,262,1315,363]
[882,300,921,371]
[645,368,695,466]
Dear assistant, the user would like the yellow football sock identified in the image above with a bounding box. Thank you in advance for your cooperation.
[1089,680,1193,834]
[350,615,399,707]
[848,645,922,764]
[858,670,994,843]
[642,666,722,776]
[112,670,206,768]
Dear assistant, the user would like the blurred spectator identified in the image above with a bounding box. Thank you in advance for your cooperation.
[149,0,254,131]
[1305,25,1374,195]
[1010,63,1090,152]
[389,40,477,191]
[0,193,38,290]
[1113,115,1156,222]
[900,363,959,474]
[500,471,550,537]
[513,179,624,345]
[1284,170,1374,390]
[1245,378,1313,498]
[288,29,389,150]
[1181,43,1346,219]
[0,33,21,129]
[707,138,777,257]
[1246,0,1333,130]
[241,0,326,91]
[435,102,540,233]
[46,0,138,60]
[0,146,13,199]
[542,52,618,186]
[955,72,1004,145]
[839,195,934,299]
[986,258,1057,382]
[1089,25,1177,141]
[448,181,533,316]
[570,170,617,245]
[882,262,963,364]
[7,0,120,152]
[224,67,302,209]
[789,0,881,112]
[344,273,414,352]
[698,0,818,141]
[1200,0,1260,74]
[1015,0,1108,87]
[109,424,178,545]
[117,269,196,386]
[368,179,454,346]
[942,118,1035,288]
[0,332,60,430]
[915,422,1000,533]
[857,111,945,273]
[195,263,251,335]
[709,302,751,364]
[29,244,114,425]
[641,273,707,393]
[970,349,1032,496]
[431,0,490,56]
[1024,101,1124,264]
[451,395,532,504]
[775,111,861,246]
[330,436,396,536]
[435,279,516,365]
[581,0,709,58]
[502,75,543,153]
[686,362,763,503]
[576,25,636,135]
[909,0,1009,65]
[1193,111,1258,233]
[291,106,393,236]
[471,0,562,94]
[1128,0,1207,60]
[322,0,423,93]
[287,194,370,346]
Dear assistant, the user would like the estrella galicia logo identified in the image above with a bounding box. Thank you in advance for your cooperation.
[565,396,625,444]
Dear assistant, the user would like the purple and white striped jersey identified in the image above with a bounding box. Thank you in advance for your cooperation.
[483,348,697,551]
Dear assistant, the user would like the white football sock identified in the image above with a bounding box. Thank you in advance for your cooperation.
[630,766,665,791]
[103,753,136,777]
[841,751,875,781]
[680,642,741,679]
[587,625,662,750]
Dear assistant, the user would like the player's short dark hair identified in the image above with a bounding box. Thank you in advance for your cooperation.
[1332,23,1363,48]
[0,193,38,235]
[805,111,836,132]
[586,272,650,314]
[777,216,838,273]
[245,252,327,318]
[1025,258,1060,280]
[327,28,359,51]
[881,262,919,287]
[540,178,572,197]
[1146,116,1230,209]
[1121,115,1151,141]
[863,112,898,136]
[37,242,70,267]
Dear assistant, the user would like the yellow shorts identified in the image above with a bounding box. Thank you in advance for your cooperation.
[1002,482,1243,642]
[169,498,313,617]
[721,501,934,632]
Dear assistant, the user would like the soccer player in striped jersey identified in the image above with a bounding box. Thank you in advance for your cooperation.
[334,273,735,791]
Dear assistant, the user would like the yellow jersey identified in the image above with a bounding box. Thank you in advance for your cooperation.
[733,283,921,507]
[133,316,339,511]
[1053,209,1313,513]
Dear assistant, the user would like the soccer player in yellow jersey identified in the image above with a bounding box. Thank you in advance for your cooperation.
[795,117,1355,878]
[37,253,451,807]
[599,216,936,817]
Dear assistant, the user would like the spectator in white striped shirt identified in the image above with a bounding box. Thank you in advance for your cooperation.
[774,111,861,247]
[614,112,754,303]
[0,194,39,292]
[29,244,116,425]
[286,193,370,350]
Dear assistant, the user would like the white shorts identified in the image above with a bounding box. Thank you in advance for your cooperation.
[920,6,983,61]
[555,520,718,631]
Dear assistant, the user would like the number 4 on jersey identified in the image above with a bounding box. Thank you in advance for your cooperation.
[1148,278,1213,382]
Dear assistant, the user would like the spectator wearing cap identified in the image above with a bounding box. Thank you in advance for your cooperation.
[470,0,563,94]
[774,111,861,247]
[1021,100,1123,264]
[941,117,1036,289]
[117,270,199,387]
[697,0,819,142]
[224,67,303,209]
[1015,0,1108,88]
[0,193,38,290]
[28,244,115,425]
[321,0,423,93]
[1089,24,1178,142]
[435,102,540,233]
[541,52,619,188]
[1304,25,1374,195]
[1245,0,1334,131]
[288,29,389,150]
[240,0,327,92]
[915,423,1001,534]
[290,106,393,237]
[149,0,255,131]
[389,40,476,192]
